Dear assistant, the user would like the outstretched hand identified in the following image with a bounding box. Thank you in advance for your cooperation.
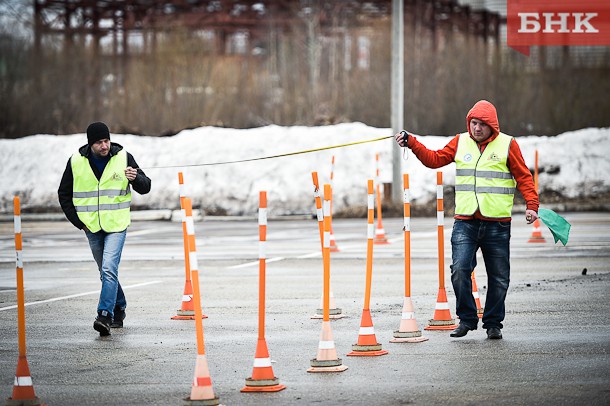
[394,130,410,147]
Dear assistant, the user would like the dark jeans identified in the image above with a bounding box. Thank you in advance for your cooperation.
[450,219,511,330]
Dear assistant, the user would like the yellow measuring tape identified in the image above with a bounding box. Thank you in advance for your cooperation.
[143,135,393,169]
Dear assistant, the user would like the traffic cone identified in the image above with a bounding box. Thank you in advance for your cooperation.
[472,271,483,318]
[241,339,286,392]
[390,297,428,343]
[425,287,458,330]
[528,218,546,243]
[329,228,340,252]
[6,355,45,406]
[307,321,348,372]
[312,288,344,319]
[347,309,388,356]
[184,354,219,406]
[172,279,206,320]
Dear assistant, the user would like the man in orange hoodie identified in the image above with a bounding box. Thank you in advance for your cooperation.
[395,100,539,339]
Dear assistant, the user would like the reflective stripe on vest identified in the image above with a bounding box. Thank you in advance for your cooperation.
[71,150,132,232]
[454,132,516,218]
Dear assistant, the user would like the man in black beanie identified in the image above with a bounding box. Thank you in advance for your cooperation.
[58,122,151,336]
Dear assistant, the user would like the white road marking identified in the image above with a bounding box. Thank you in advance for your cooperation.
[0,280,162,312]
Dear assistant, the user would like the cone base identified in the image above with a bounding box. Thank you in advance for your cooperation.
[6,397,45,406]
[329,247,340,252]
[311,310,345,320]
[171,314,208,320]
[183,396,220,406]
[241,380,286,393]
[347,348,388,356]
[307,364,348,373]
[425,323,458,330]
[373,239,390,245]
[391,330,428,343]
[390,336,429,343]
[527,238,546,243]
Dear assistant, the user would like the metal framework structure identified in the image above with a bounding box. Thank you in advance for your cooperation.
[33,0,501,54]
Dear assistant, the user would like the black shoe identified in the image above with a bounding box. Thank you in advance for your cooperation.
[93,316,112,336]
[111,309,125,328]
[487,327,503,339]
[450,324,475,338]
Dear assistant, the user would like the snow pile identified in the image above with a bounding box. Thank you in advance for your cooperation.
[1,124,608,215]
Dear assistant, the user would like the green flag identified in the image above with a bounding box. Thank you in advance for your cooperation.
[538,208,571,246]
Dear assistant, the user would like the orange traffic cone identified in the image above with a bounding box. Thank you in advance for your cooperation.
[528,218,546,243]
[172,280,203,320]
[347,309,388,356]
[472,271,483,318]
[6,355,45,406]
[391,297,429,343]
[185,354,219,405]
[425,287,458,330]
[329,228,340,252]
[241,339,286,392]
[308,321,348,372]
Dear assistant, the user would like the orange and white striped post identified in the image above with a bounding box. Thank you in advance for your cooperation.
[528,149,546,243]
[471,272,484,318]
[425,172,458,330]
[172,172,204,320]
[311,172,344,320]
[391,174,428,343]
[7,196,45,406]
[374,153,389,244]
[347,180,388,356]
[241,191,286,393]
[308,184,348,373]
[183,198,219,406]
[328,156,340,252]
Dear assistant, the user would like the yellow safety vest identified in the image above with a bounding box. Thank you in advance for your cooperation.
[71,150,131,232]
[455,132,516,218]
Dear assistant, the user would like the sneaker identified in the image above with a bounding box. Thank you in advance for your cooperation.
[93,315,112,336]
[111,309,125,328]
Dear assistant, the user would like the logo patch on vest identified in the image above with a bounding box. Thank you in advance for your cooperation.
[111,172,124,182]
[488,152,501,162]
[463,153,472,162]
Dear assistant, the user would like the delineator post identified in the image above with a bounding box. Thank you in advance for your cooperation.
[308,184,348,373]
[7,196,45,406]
[241,191,286,393]
[311,172,344,320]
[425,172,457,330]
[173,172,204,320]
[374,153,389,244]
[183,198,219,406]
[347,180,388,356]
[391,174,428,343]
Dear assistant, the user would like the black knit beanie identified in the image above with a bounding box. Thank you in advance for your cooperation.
[87,122,110,146]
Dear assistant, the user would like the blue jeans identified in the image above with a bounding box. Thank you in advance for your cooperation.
[85,229,127,319]
[450,219,511,330]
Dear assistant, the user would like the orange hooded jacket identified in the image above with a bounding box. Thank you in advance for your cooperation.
[405,100,539,221]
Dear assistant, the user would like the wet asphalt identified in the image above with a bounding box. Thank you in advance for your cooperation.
[1,212,609,405]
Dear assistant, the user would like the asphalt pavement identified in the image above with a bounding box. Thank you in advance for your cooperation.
[1,212,609,405]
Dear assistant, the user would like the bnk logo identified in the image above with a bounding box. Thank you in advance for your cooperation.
[507,0,610,56]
